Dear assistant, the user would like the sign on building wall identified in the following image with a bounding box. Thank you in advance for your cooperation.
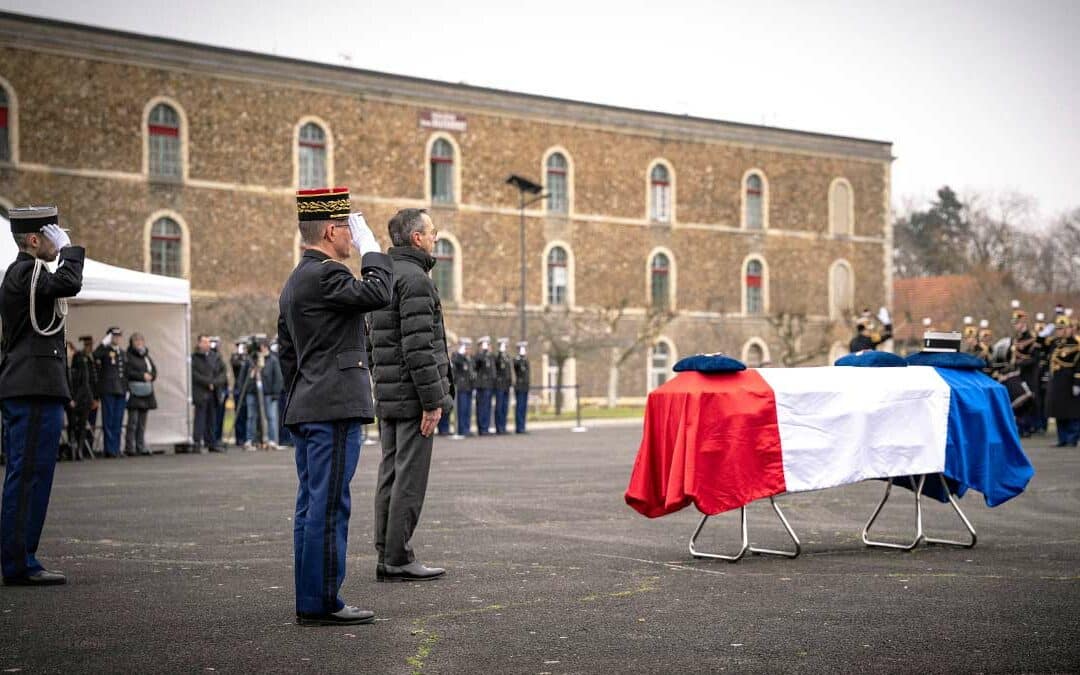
[419,111,467,132]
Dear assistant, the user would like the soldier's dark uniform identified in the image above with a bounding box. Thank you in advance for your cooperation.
[92,328,127,457]
[1010,322,1040,435]
[451,342,475,437]
[276,188,392,622]
[849,321,892,353]
[68,338,98,460]
[493,339,512,434]
[513,342,531,434]
[0,205,84,584]
[1045,317,1080,447]
[473,338,495,435]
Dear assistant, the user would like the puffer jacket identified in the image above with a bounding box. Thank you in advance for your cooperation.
[368,246,454,420]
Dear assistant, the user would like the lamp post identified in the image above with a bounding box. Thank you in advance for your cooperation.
[505,174,546,345]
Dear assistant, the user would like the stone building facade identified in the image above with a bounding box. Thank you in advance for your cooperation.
[0,12,893,403]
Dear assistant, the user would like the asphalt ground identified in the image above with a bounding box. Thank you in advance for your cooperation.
[0,425,1077,674]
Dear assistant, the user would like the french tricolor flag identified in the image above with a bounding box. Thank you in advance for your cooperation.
[625,366,1034,518]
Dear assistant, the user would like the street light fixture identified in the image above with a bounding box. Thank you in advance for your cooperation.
[505,174,546,345]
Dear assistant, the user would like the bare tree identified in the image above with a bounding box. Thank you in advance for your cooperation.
[532,306,610,415]
[598,300,676,407]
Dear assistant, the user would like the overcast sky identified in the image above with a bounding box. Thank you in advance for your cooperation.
[4,0,1077,223]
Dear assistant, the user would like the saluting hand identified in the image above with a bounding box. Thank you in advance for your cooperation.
[347,212,381,256]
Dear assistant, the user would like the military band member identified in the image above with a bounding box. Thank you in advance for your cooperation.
[849,306,893,353]
[1010,309,1041,436]
[962,316,978,353]
[493,337,512,435]
[451,339,474,438]
[1046,316,1080,447]
[513,341,531,434]
[93,326,127,458]
[474,336,495,435]
[277,187,393,625]
[0,205,84,585]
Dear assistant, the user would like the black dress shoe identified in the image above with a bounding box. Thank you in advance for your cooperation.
[296,606,375,626]
[4,570,67,586]
[377,561,446,582]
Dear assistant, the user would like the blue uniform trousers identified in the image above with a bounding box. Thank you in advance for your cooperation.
[494,388,510,434]
[291,420,361,616]
[455,390,473,436]
[1,398,64,580]
[437,410,451,435]
[1058,418,1080,446]
[475,388,493,435]
[514,387,529,433]
[101,393,126,457]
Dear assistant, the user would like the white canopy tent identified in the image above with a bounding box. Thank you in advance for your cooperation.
[0,218,192,447]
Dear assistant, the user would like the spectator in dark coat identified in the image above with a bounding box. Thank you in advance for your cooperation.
[123,333,157,456]
[67,337,98,460]
[367,208,453,582]
[191,334,228,453]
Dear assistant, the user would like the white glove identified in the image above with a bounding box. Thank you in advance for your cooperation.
[1073,385,1079,397]
[877,306,891,326]
[347,213,380,256]
[101,333,112,347]
[42,224,71,250]
[1039,323,1056,338]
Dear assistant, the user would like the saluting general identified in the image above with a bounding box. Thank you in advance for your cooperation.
[0,206,84,586]
[277,188,393,626]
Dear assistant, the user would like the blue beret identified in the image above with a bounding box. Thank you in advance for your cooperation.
[905,351,988,370]
[673,353,747,373]
[834,350,908,367]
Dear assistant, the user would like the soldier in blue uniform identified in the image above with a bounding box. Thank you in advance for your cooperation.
[493,337,512,434]
[513,341,531,434]
[92,326,127,457]
[0,205,84,585]
[473,336,495,435]
[450,338,474,438]
[277,187,392,626]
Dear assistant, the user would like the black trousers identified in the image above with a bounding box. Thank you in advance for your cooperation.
[193,399,217,447]
[374,417,434,566]
[68,405,92,458]
[124,408,149,454]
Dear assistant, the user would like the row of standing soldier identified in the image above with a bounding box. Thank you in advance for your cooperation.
[447,336,531,437]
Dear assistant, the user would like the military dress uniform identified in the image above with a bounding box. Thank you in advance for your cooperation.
[451,342,475,437]
[493,338,512,435]
[473,337,495,435]
[513,342,531,434]
[0,206,84,584]
[93,327,127,457]
[277,188,393,623]
[1010,323,1041,435]
[1045,317,1080,447]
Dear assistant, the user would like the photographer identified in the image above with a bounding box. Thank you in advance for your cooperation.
[237,337,283,450]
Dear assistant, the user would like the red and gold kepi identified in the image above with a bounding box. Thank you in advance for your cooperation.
[296,187,350,222]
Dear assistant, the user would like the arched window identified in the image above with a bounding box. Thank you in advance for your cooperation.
[298,122,328,188]
[148,103,181,180]
[746,343,764,367]
[650,163,672,222]
[830,178,853,235]
[648,340,674,391]
[430,138,455,203]
[0,86,10,162]
[546,152,569,214]
[745,173,764,229]
[745,258,764,315]
[650,252,671,309]
[546,246,569,306]
[829,260,854,319]
[150,216,183,277]
[432,238,456,301]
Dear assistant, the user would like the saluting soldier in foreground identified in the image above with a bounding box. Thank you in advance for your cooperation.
[0,206,84,585]
[277,188,393,626]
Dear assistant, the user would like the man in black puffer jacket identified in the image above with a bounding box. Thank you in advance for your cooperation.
[367,208,454,583]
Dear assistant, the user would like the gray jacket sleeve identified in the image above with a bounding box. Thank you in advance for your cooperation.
[398,274,447,412]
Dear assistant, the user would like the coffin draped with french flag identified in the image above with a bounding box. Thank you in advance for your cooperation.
[625,365,1034,518]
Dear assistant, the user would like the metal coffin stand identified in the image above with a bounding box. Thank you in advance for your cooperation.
[688,496,801,562]
[861,473,977,550]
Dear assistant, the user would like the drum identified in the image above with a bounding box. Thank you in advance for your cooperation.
[1001,371,1034,410]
